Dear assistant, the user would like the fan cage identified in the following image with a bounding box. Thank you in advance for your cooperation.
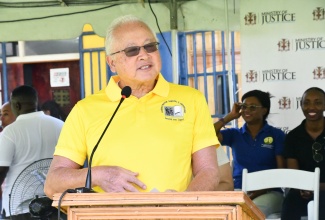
[9,158,53,216]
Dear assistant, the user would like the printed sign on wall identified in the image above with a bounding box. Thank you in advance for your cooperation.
[240,0,325,133]
[50,68,70,87]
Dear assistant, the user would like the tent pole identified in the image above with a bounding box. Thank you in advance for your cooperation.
[224,0,236,127]
[171,29,178,84]
[170,0,179,84]
[1,42,9,102]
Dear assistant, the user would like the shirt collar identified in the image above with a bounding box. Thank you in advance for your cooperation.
[105,73,169,102]
[300,118,325,141]
[105,75,123,102]
[151,73,169,97]
[241,121,270,134]
[16,111,45,120]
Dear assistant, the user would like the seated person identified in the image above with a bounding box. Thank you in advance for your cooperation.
[281,87,325,220]
[214,90,285,217]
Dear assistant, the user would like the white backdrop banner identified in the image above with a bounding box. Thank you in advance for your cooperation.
[240,0,325,133]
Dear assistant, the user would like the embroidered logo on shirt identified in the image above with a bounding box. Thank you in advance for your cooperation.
[261,137,274,149]
[264,137,273,144]
[161,100,186,121]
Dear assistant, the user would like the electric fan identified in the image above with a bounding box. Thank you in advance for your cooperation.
[9,158,53,217]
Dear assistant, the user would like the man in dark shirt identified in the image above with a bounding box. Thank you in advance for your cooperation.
[281,87,325,220]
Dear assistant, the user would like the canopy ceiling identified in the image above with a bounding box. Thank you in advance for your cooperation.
[0,0,240,42]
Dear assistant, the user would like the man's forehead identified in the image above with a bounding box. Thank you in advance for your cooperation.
[304,90,324,98]
[116,22,153,37]
[2,102,10,108]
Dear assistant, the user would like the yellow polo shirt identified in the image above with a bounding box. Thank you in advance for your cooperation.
[54,73,219,192]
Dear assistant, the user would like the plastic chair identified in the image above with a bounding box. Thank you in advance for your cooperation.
[242,168,320,220]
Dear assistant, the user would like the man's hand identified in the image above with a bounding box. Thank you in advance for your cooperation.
[93,166,147,192]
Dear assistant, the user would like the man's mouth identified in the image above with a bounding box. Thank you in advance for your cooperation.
[139,65,150,70]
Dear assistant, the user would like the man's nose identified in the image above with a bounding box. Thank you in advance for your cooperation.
[138,46,149,55]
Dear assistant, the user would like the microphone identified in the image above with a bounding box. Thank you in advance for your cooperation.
[76,86,132,193]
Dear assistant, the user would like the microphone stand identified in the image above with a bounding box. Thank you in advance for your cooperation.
[75,86,131,193]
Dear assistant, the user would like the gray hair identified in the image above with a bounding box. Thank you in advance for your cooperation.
[105,14,158,55]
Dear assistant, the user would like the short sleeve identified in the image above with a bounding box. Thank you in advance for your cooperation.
[0,132,15,166]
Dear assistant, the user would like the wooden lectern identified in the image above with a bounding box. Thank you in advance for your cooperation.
[52,191,265,220]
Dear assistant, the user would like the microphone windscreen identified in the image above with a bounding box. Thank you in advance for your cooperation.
[121,86,132,98]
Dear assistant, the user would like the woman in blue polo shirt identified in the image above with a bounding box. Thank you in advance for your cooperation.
[214,89,285,218]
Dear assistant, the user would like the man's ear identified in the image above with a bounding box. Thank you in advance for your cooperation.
[15,102,21,111]
[106,56,116,73]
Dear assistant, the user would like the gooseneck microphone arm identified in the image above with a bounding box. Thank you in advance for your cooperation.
[76,86,132,193]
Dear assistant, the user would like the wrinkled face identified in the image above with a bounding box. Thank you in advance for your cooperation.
[241,96,267,124]
[106,21,162,86]
[0,103,16,128]
[301,89,325,121]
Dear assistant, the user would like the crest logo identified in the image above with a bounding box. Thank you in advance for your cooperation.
[278,39,290,51]
[164,106,184,117]
[264,137,273,144]
[244,12,257,25]
[313,67,325,79]
[278,97,291,110]
[161,100,186,121]
[313,7,325,20]
[245,70,258,82]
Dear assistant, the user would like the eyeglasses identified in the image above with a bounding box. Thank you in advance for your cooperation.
[240,104,263,112]
[312,142,324,163]
[110,42,160,57]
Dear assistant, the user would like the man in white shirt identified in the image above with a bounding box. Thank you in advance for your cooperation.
[0,85,64,219]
